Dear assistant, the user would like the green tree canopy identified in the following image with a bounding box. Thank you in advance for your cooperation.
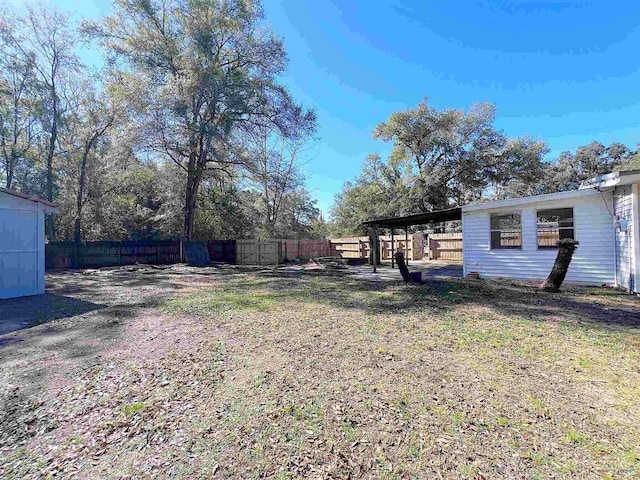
[372,99,547,212]
[84,0,316,239]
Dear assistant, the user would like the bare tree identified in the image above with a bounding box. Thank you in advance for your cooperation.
[59,80,119,243]
[245,129,308,237]
[0,37,38,189]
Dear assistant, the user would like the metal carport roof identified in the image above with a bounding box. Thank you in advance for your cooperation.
[362,207,461,229]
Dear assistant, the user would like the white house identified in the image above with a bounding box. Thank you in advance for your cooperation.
[462,170,640,292]
[0,188,59,299]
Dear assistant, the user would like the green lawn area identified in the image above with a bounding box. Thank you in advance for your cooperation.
[2,268,640,479]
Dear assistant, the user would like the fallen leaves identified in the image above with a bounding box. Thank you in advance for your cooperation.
[2,267,640,478]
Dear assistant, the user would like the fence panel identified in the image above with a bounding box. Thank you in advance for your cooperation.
[329,237,367,259]
[378,234,424,261]
[45,242,75,269]
[236,240,282,265]
[207,240,236,263]
[426,233,463,261]
[330,234,425,261]
[280,239,332,260]
[81,242,121,267]
[46,240,181,269]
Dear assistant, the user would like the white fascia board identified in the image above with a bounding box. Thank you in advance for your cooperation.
[580,171,640,190]
[462,188,599,213]
[0,188,59,212]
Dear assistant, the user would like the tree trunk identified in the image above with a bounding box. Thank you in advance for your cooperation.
[183,153,204,241]
[74,145,90,243]
[539,239,580,292]
[394,252,410,283]
[183,177,196,241]
[4,149,15,190]
[45,86,58,241]
[7,92,20,189]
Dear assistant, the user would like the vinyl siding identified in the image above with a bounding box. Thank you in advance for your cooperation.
[462,191,615,285]
[613,185,634,290]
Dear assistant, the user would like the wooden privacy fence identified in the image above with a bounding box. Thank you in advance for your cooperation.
[327,236,366,259]
[379,234,424,261]
[330,234,425,261]
[426,233,463,261]
[46,240,181,269]
[279,239,333,261]
[206,240,236,263]
[46,235,457,269]
[536,230,563,248]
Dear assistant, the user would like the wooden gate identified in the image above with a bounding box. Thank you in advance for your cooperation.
[235,240,283,265]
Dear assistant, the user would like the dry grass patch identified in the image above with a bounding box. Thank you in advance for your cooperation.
[1,269,640,479]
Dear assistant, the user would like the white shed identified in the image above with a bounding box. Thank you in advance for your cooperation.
[462,170,640,292]
[0,188,59,299]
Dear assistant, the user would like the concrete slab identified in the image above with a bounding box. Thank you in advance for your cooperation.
[348,260,462,282]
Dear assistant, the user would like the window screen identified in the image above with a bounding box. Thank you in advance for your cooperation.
[537,208,574,248]
[490,212,522,249]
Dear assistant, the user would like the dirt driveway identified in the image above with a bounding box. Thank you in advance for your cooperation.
[1,265,640,478]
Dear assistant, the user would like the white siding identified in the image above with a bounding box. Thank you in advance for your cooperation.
[0,192,44,299]
[463,191,615,285]
[613,184,634,291]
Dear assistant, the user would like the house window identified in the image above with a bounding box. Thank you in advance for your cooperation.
[490,212,522,249]
[537,208,574,248]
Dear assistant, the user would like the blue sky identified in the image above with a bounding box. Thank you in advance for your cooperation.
[9,0,640,215]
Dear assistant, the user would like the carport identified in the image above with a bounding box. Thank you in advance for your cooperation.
[363,207,461,272]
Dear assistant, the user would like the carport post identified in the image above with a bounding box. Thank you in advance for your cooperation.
[370,226,379,273]
[405,226,409,261]
[391,229,395,268]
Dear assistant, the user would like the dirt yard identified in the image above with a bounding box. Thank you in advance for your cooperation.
[1,264,640,479]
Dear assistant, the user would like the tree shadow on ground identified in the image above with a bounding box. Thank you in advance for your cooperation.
[0,294,107,336]
[223,268,640,332]
[0,291,162,448]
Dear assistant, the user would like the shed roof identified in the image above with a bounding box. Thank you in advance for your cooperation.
[0,188,60,212]
[362,207,462,229]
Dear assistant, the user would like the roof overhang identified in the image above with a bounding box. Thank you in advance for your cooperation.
[0,188,60,213]
[579,170,640,190]
[462,188,599,213]
[363,207,462,229]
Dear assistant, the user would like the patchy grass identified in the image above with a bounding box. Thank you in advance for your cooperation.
[1,268,640,478]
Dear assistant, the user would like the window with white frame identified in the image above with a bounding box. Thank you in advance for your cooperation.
[536,208,574,248]
[490,212,522,249]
